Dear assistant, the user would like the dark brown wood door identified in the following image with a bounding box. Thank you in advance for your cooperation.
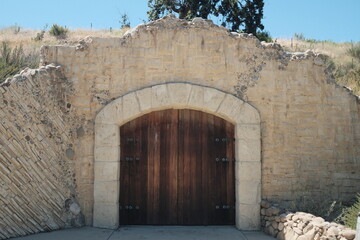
[119,109,235,225]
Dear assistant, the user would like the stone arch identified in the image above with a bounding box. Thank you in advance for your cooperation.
[93,83,261,230]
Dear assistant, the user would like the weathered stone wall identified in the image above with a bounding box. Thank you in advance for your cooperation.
[40,16,359,224]
[0,65,84,239]
[248,55,360,202]
[0,15,359,237]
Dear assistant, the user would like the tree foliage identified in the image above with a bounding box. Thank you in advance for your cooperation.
[147,0,264,34]
[256,30,272,43]
[120,13,131,28]
[240,0,264,34]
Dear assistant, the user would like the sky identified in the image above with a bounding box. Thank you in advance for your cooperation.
[0,0,359,42]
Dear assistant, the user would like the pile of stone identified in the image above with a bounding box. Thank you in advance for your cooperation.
[261,200,356,240]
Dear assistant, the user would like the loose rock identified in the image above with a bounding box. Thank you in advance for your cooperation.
[261,201,354,240]
[340,229,356,240]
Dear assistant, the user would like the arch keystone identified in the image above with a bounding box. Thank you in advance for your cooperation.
[168,83,192,107]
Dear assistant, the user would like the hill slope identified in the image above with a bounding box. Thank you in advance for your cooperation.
[0,26,359,96]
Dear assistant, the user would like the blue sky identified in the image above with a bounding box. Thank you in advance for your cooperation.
[0,0,359,42]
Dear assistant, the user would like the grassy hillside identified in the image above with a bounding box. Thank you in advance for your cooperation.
[0,25,127,49]
[0,25,128,82]
[277,37,360,95]
[0,25,359,96]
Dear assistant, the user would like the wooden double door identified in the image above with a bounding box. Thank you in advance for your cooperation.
[120,109,235,225]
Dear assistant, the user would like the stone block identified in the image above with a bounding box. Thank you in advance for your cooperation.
[237,103,260,124]
[93,180,119,203]
[203,87,226,113]
[236,203,260,230]
[167,83,192,108]
[94,124,119,147]
[187,85,204,111]
[235,124,260,140]
[94,162,120,181]
[93,203,119,229]
[95,99,123,125]
[94,146,120,162]
[235,138,261,162]
[151,84,170,110]
[122,92,141,122]
[217,93,242,122]
[236,180,261,204]
[236,161,261,182]
[136,87,152,113]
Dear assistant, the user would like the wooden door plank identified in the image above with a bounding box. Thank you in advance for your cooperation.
[127,120,136,224]
[146,111,156,224]
[206,114,216,225]
[159,109,173,224]
[138,114,148,224]
[188,110,195,225]
[214,116,223,225]
[182,109,190,225]
[130,115,148,224]
[177,110,185,225]
[120,122,130,225]
[169,109,179,224]
[193,110,203,225]
[187,110,195,225]
[200,111,209,225]
[220,118,228,225]
[152,111,161,224]
[159,110,167,224]
[218,119,229,224]
[157,109,179,225]
[226,121,235,224]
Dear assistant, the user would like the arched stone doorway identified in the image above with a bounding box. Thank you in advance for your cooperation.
[93,83,261,230]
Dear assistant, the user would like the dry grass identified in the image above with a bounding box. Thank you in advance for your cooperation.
[276,38,355,64]
[0,26,129,53]
[277,38,360,96]
[0,26,354,61]
[1,26,359,95]
[265,38,360,96]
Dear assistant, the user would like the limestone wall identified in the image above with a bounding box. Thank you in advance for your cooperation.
[40,15,359,223]
[248,55,360,202]
[0,15,359,237]
[0,65,83,239]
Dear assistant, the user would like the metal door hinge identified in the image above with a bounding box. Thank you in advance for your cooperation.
[122,157,141,162]
[214,138,235,143]
[215,205,235,209]
[125,138,140,143]
[122,205,140,210]
[215,158,235,162]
